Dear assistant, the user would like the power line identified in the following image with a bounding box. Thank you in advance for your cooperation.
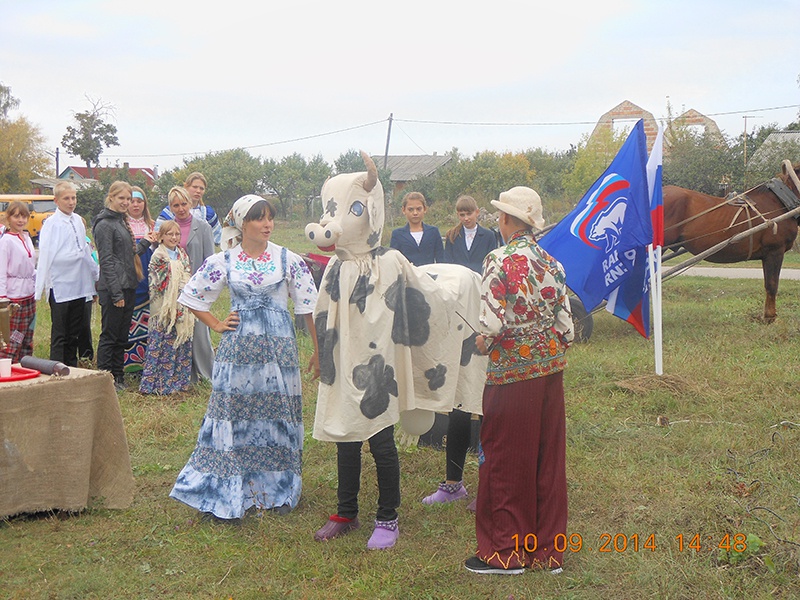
[705,104,800,118]
[395,118,598,127]
[241,119,387,150]
[395,103,800,127]
[394,121,429,154]
[103,118,388,159]
[100,103,800,161]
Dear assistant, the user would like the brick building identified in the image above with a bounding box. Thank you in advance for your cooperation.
[588,100,721,152]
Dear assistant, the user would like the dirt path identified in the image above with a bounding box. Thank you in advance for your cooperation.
[682,267,800,280]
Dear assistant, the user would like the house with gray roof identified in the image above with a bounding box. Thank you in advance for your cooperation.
[371,154,452,195]
[749,130,800,170]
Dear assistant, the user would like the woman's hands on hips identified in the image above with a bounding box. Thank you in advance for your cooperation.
[213,311,240,333]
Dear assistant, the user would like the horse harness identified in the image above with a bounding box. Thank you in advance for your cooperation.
[728,192,775,259]
[665,170,800,260]
[665,189,768,259]
[765,178,800,212]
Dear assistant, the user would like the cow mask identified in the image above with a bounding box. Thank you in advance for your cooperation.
[305,151,384,260]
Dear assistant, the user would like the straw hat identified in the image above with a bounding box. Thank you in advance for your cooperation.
[490,186,545,230]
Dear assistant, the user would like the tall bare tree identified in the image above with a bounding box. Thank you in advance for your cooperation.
[61,96,119,176]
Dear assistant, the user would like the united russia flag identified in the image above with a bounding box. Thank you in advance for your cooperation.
[539,119,653,316]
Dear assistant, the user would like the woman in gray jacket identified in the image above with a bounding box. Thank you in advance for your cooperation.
[93,181,155,389]
[159,186,215,382]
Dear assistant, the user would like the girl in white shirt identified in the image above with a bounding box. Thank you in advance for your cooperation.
[0,201,37,362]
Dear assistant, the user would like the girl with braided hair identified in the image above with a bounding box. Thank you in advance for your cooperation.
[139,220,194,395]
[93,181,157,389]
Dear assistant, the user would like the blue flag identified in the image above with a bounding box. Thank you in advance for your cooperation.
[605,246,650,337]
[603,124,665,338]
[539,119,652,313]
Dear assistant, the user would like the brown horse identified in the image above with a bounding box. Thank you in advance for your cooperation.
[663,161,800,322]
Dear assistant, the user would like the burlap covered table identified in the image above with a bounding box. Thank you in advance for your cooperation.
[0,367,134,518]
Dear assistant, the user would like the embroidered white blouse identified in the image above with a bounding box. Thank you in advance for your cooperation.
[178,242,317,315]
[34,209,99,302]
[0,232,36,300]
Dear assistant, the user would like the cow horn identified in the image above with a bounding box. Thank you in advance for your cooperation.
[361,151,378,192]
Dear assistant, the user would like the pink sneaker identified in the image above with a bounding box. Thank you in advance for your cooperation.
[466,498,477,512]
[314,515,360,541]
[422,481,468,505]
[367,519,399,550]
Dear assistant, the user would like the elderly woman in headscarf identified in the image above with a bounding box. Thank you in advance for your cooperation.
[170,195,320,520]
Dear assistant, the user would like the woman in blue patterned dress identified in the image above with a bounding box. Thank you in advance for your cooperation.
[170,195,319,520]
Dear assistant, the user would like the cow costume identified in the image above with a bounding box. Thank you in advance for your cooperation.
[306,152,486,549]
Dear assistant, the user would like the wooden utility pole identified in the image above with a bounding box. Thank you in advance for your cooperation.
[743,115,755,168]
[742,115,761,188]
[383,113,393,170]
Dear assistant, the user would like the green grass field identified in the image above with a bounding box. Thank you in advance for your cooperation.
[2,223,799,599]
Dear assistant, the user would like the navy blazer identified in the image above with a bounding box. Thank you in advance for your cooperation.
[443,224,498,273]
[390,223,443,266]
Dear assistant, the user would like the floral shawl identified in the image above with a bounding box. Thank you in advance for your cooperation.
[148,244,195,347]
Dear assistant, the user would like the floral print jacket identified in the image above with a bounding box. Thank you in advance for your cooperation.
[479,231,573,385]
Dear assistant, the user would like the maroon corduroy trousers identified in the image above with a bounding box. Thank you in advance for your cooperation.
[476,371,568,570]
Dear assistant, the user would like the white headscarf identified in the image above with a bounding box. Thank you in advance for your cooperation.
[220,194,266,250]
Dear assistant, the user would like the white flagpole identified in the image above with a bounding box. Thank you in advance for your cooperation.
[647,124,665,375]
[648,243,663,374]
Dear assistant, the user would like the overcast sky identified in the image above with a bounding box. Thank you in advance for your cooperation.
[3,0,799,175]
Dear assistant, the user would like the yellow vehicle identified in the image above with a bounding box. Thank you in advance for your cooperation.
[0,194,57,242]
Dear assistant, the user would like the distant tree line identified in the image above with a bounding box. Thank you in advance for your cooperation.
[143,116,800,226]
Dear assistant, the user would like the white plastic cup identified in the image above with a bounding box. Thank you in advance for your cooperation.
[0,358,12,378]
